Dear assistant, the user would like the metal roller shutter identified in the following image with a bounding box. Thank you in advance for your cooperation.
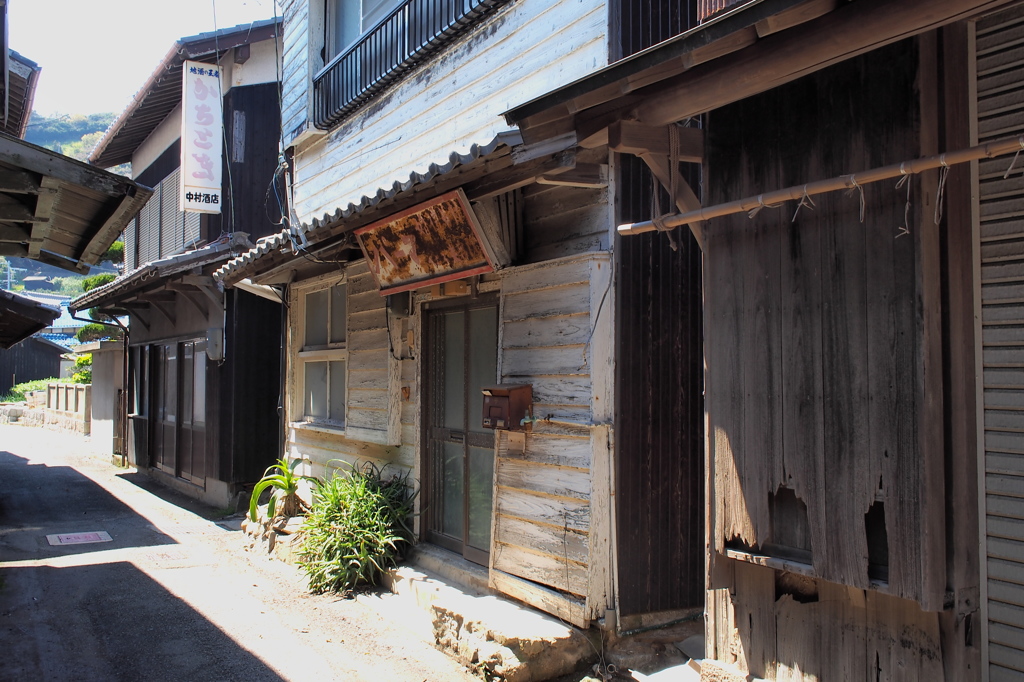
[975,4,1024,679]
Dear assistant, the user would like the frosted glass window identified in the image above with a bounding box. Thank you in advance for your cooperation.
[443,311,465,430]
[193,350,206,424]
[304,361,328,419]
[305,289,329,347]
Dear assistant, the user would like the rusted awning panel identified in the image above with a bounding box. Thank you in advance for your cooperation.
[355,189,493,295]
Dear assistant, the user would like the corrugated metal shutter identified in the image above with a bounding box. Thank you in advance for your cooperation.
[139,185,160,265]
[160,169,182,257]
[124,218,137,271]
[976,5,1024,679]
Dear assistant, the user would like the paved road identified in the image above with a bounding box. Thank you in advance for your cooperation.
[0,424,475,682]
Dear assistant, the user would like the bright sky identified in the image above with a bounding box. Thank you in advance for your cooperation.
[9,0,278,117]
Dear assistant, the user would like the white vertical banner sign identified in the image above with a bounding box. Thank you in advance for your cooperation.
[181,60,223,214]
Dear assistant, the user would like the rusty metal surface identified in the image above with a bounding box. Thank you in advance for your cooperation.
[355,189,493,294]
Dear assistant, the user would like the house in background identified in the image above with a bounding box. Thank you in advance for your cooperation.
[508,0,1024,678]
[213,0,706,646]
[72,19,284,508]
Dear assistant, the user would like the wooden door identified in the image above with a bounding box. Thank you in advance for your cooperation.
[152,343,177,474]
[424,298,498,565]
[176,340,206,485]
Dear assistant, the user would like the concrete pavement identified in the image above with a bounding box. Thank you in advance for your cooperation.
[0,423,476,682]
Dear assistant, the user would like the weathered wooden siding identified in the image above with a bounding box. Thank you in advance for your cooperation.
[279,0,312,142]
[975,5,1024,678]
[286,260,403,477]
[522,182,610,263]
[288,0,607,223]
[489,252,613,627]
[704,38,953,678]
[0,337,62,395]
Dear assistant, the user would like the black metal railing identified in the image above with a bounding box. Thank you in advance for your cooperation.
[314,0,510,130]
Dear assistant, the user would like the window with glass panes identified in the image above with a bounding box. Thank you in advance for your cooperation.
[297,281,347,426]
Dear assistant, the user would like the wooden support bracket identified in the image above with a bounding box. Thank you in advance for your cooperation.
[608,120,704,162]
[637,152,705,251]
[537,163,608,188]
[30,177,61,258]
[149,300,176,327]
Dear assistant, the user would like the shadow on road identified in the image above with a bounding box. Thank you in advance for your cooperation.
[0,561,285,681]
[0,450,177,560]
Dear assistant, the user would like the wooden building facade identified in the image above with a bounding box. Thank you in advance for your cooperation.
[215,0,709,632]
[504,0,1024,678]
[73,21,285,508]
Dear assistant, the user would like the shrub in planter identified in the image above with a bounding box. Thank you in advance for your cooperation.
[298,461,416,595]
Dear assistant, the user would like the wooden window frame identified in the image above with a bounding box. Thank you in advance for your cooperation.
[292,275,349,430]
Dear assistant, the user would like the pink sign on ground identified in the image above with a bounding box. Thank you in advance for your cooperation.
[46,531,112,546]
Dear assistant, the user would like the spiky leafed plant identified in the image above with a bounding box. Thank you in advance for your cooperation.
[298,461,416,594]
[248,457,318,522]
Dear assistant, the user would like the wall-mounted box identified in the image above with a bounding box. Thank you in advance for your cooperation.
[481,384,532,431]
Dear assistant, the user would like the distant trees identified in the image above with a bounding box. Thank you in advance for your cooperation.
[24,112,130,175]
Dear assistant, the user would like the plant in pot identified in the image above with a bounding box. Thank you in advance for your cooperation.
[249,457,319,523]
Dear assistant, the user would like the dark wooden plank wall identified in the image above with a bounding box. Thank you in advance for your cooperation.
[615,154,705,617]
[220,289,282,484]
[214,82,284,244]
[704,38,942,604]
[0,338,61,394]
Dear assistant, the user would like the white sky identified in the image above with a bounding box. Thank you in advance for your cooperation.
[9,0,278,117]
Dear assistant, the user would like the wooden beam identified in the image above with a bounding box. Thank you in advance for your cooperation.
[511,131,577,164]
[631,0,1013,127]
[608,121,704,161]
[177,289,209,319]
[0,243,28,257]
[755,0,840,37]
[464,152,576,201]
[0,168,39,193]
[639,152,705,250]
[0,195,36,221]
[29,176,60,258]
[75,188,149,271]
[0,134,136,196]
[0,224,30,241]
[680,25,758,70]
[537,163,608,188]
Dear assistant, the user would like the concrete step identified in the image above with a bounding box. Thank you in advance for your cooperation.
[382,544,598,682]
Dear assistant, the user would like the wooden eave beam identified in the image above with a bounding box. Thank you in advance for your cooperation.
[0,133,138,197]
[537,164,608,188]
[607,121,704,162]
[177,289,209,319]
[0,224,30,241]
[0,196,37,222]
[0,243,28,256]
[0,168,40,193]
[149,299,176,326]
[629,0,1015,127]
[29,176,60,258]
[76,187,151,272]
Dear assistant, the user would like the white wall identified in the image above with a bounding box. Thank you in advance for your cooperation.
[283,0,608,225]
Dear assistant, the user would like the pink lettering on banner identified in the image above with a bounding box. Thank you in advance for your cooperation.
[193,103,214,126]
[192,78,210,100]
[191,154,215,180]
[193,128,213,150]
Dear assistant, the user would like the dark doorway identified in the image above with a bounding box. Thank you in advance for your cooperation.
[423,296,498,565]
[150,339,207,485]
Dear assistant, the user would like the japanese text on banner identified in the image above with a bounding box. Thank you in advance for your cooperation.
[180,60,222,214]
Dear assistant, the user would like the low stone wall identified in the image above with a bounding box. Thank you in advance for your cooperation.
[0,401,91,435]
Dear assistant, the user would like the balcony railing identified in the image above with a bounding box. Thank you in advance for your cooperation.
[313,0,510,130]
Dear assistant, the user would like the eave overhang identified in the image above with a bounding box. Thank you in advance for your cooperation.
[0,288,59,349]
[88,18,280,169]
[214,131,535,286]
[70,232,252,314]
[0,133,153,272]
[504,0,1016,146]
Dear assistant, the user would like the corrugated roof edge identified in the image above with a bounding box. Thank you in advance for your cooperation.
[88,17,280,168]
[71,232,254,313]
[213,130,522,284]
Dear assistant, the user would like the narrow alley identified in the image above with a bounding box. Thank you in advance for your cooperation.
[0,423,476,681]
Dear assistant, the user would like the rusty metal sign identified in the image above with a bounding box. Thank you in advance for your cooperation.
[354,189,494,295]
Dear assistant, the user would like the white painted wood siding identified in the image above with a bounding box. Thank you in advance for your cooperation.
[489,252,614,626]
[280,0,313,142]
[284,0,607,224]
[975,5,1024,679]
